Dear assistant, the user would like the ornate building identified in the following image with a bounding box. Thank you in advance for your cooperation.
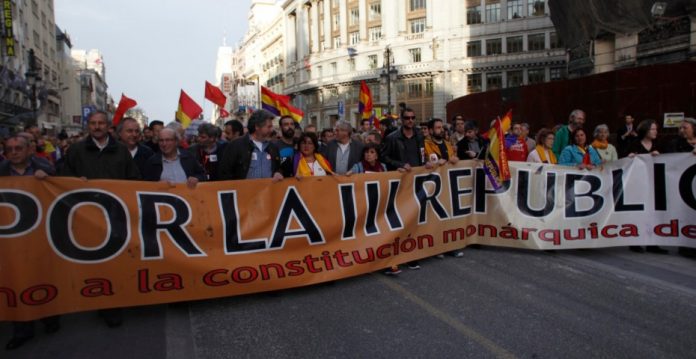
[228,0,565,129]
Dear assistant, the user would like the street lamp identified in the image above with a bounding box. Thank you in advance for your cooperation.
[24,49,42,126]
[380,46,398,116]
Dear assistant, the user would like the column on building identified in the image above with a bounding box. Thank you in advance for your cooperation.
[339,0,348,46]
[358,0,367,41]
[286,11,298,64]
[310,1,320,54]
[323,0,331,46]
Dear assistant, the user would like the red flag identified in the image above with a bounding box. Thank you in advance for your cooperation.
[219,108,230,118]
[176,90,203,129]
[204,81,227,107]
[582,148,592,165]
[112,93,137,126]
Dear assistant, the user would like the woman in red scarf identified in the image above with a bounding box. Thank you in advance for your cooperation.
[347,143,387,174]
[293,132,333,177]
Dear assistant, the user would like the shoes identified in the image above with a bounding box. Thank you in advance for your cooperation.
[452,251,464,258]
[407,261,421,270]
[645,246,669,255]
[678,247,696,258]
[629,246,644,253]
[6,335,33,350]
[384,266,402,275]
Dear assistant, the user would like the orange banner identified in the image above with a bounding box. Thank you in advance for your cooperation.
[1,154,695,320]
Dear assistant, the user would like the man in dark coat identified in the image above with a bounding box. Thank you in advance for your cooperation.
[59,110,138,328]
[189,122,227,181]
[321,120,363,175]
[381,107,427,171]
[117,117,154,176]
[1,135,59,350]
[218,109,283,181]
[144,128,205,187]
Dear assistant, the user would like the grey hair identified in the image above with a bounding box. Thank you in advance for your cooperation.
[569,109,585,123]
[116,117,139,135]
[166,121,183,131]
[594,124,609,137]
[334,120,353,134]
[159,127,181,141]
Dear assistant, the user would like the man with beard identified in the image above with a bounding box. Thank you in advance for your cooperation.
[189,122,226,180]
[424,118,459,166]
[274,115,296,177]
[117,117,154,176]
[224,119,244,141]
[60,110,139,328]
[219,109,283,181]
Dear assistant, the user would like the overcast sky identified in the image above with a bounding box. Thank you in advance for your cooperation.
[55,0,253,123]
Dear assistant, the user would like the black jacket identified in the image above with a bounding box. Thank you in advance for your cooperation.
[189,141,227,181]
[143,150,206,182]
[131,143,155,177]
[218,134,281,180]
[60,135,140,180]
[381,127,426,170]
[321,139,364,174]
[0,156,56,176]
[456,137,488,160]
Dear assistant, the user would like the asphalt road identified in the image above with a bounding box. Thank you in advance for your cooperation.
[3,246,695,359]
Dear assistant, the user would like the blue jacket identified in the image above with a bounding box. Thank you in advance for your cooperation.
[559,145,602,166]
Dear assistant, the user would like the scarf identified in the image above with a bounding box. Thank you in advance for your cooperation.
[361,160,384,173]
[577,145,592,165]
[294,152,333,177]
[591,139,608,150]
[535,145,557,164]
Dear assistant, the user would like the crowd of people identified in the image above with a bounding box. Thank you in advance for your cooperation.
[1,107,695,350]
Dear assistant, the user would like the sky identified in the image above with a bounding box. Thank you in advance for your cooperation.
[54,0,253,123]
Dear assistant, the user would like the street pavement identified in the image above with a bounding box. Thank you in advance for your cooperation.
[2,246,695,359]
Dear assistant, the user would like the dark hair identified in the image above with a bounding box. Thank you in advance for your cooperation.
[247,110,275,134]
[366,130,382,143]
[535,128,554,145]
[116,117,139,134]
[636,119,657,140]
[464,120,478,131]
[23,124,38,132]
[570,127,589,146]
[197,123,219,138]
[427,118,443,130]
[149,120,164,130]
[298,132,319,153]
[224,120,244,135]
[451,115,464,123]
[400,107,415,118]
[361,118,371,125]
[362,142,381,160]
[278,115,294,127]
[320,128,333,139]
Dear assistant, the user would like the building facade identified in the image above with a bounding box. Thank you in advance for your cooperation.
[227,0,566,129]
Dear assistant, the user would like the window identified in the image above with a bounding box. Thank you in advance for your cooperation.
[528,68,545,84]
[467,5,482,24]
[467,41,481,57]
[507,36,523,53]
[348,58,356,71]
[485,0,501,23]
[550,67,566,81]
[350,31,360,45]
[410,0,426,11]
[317,66,323,79]
[333,35,341,48]
[409,48,422,63]
[528,33,545,51]
[486,38,502,55]
[349,7,359,26]
[507,0,523,19]
[408,81,423,98]
[528,0,546,16]
[369,2,381,20]
[468,73,482,93]
[369,26,382,41]
[330,62,337,75]
[550,32,563,49]
[332,13,340,31]
[425,78,434,96]
[507,70,523,87]
[410,17,426,33]
[486,72,502,90]
[368,54,378,69]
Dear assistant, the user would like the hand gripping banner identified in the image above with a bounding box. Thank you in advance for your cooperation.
[1,154,694,320]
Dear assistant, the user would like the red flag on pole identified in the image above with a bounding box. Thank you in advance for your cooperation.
[112,93,137,126]
[204,81,227,107]
[219,108,230,118]
[176,90,203,129]
[582,148,592,165]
